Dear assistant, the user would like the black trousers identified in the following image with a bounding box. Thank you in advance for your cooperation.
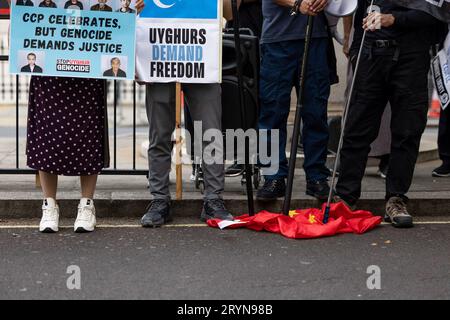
[438,105,450,165]
[336,47,430,204]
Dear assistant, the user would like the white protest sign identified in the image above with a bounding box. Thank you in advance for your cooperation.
[431,27,450,110]
[136,0,222,83]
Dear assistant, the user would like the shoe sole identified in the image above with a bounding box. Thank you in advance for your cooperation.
[200,210,234,223]
[75,227,94,233]
[305,190,329,201]
[141,216,173,228]
[256,193,285,202]
[378,172,387,179]
[432,172,450,177]
[200,213,211,222]
[40,227,58,233]
[384,215,414,228]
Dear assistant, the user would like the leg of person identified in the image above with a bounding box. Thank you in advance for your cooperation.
[80,175,98,199]
[377,154,390,179]
[39,170,58,199]
[335,53,390,206]
[141,83,175,227]
[370,104,392,179]
[433,106,450,176]
[300,37,331,200]
[183,83,233,221]
[257,41,299,201]
[74,174,98,233]
[184,101,198,180]
[38,171,60,233]
[385,51,430,228]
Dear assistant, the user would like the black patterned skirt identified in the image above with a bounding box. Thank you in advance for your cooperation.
[26,76,109,176]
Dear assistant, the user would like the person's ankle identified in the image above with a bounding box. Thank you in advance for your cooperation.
[43,197,57,208]
[79,198,94,206]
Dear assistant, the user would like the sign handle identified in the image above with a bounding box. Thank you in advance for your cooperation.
[175,82,183,200]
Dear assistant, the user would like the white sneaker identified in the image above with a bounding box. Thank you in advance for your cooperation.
[39,198,59,233]
[74,198,96,233]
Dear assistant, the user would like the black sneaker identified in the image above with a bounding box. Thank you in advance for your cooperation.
[306,180,330,200]
[385,196,413,228]
[256,179,286,201]
[200,198,234,222]
[432,163,450,177]
[141,200,172,228]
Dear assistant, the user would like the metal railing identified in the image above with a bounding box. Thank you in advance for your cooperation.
[0,14,149,177]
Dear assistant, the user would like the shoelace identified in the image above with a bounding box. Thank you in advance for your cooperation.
[42,207,58,221]
[265,180,280,193]
[207,199,226,211]
[148,200,167,211]
[389,199,406,217]
[77,206,94,221]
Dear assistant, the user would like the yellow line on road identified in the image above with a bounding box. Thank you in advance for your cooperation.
[1,221,450,229]
[379,221,450,225]
[0,224,208,229]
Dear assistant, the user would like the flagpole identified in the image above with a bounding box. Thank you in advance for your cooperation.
[282,14,314,216]
[231,0,255,215]
[175,82,183,200]
[323,0,375,223]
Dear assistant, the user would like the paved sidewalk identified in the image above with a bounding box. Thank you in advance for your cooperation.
[0,104,446,219]
[0,160,449,219]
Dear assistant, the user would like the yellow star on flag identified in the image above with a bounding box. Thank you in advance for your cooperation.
[289,210,298,218]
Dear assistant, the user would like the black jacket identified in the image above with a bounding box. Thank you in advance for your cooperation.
[103,68,127,78]
[352,0,442,54]
[16,0,34,6]
[20,65,43,73]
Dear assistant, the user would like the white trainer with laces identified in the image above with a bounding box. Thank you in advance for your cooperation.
[74,198,96,233]
[39,198,60,233]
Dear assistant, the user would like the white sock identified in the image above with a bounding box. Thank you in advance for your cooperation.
[43,198,57,208]
[80,198,94,207]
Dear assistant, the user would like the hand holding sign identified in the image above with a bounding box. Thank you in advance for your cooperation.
[135,0,144,14]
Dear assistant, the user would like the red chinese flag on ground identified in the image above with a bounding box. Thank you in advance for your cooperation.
[207,202,382,239]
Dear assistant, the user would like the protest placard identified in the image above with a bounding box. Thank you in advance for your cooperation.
[136,0,223,83]
[9,0,136,80]
[432,27,450,110]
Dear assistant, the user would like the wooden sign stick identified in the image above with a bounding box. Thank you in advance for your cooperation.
[175,82,183,200]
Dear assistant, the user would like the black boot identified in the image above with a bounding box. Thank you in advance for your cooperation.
[201,198,234,222]
[306,180,330,200]
[141,200,172,228]
[256,179,286,201]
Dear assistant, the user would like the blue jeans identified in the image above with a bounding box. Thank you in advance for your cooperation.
[259,38,330,182]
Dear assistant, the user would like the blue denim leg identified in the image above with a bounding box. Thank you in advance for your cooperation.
[259,39,330,182]
[259,41,300,181]
[300,38,330,182]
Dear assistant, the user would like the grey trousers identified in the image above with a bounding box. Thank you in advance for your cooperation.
[146,83,224,201]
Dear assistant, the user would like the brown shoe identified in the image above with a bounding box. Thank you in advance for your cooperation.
[385,197,414,228]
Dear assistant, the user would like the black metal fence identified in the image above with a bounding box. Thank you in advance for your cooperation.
[0,14,148,177]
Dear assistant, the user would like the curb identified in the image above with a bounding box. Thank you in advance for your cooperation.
[1,193,449,219]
